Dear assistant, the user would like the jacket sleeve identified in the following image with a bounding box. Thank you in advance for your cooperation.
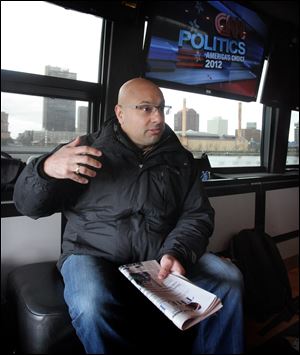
[13,152,79,219]
[158,159,215,270]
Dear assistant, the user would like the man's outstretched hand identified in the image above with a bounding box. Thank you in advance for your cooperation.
[43,136,102,184]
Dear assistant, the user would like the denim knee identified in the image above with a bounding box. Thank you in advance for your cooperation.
[189,253,244,296]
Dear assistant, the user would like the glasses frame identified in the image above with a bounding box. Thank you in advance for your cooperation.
[120,104,172,115]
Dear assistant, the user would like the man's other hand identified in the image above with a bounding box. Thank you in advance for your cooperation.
[158,254,186,280]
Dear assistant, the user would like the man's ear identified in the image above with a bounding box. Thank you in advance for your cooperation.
[115,105,124,125]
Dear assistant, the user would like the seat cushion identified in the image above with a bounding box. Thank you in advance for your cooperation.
[7,261,84,354]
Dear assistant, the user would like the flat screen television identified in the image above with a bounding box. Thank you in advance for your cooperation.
[143,1,268,102]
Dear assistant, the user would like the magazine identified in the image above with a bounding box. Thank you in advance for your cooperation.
[119,260,222,331]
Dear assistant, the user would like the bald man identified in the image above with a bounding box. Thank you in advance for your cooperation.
[14,78,244,354]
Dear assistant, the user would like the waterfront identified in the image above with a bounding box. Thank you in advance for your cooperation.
[2,145,298,167]
[209,154,298,167]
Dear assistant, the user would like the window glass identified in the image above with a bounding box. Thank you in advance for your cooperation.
[1,92,89,162]
[286,110,299,166]
[1,1,102,82]
[161,88,263,167]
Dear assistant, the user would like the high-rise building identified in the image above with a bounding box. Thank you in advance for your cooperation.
[45,65,77,80]
[77,106,88,132]
[174,101,199,131]
[207,116,228,136]
[43,66,77,132]
[1,111,11,141]
[294,122,299,144]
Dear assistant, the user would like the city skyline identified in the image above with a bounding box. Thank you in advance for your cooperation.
[3,96,299,146]
[1,91,299,144]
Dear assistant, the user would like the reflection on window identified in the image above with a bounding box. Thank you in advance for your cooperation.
[286,110,299,166]
[1,92,89,162]
[1,1,102,83]
[160,88,263,167]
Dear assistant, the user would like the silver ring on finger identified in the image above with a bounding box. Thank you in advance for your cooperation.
[75,165,80,175]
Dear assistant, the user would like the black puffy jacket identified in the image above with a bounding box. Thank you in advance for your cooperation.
[13,118,214,270]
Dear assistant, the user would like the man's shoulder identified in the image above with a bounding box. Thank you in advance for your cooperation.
[78,132,99,146]
[80,118,116,146]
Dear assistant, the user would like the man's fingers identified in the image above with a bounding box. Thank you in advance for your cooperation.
[158,255,186,280]
[67,136,81,147]
[158,256,173,279]
[158,259,172,280]
[158,267,170,280]
[75,155,102,170]
[71,173,89,185]
[74,165,97,178]
[66,137,102,159]
[73,145,102,158]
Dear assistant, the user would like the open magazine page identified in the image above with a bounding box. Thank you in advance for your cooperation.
[119,260,222,330]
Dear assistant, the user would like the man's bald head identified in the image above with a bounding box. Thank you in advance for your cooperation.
[114,77,166,149]
[117,78,164,106]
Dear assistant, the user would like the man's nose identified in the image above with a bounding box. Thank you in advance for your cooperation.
[150,109,164,123]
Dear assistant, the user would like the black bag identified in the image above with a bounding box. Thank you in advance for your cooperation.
[1,152,26,191]
[229,229,293,321]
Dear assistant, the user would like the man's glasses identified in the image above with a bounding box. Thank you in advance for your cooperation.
[121,104,172,115]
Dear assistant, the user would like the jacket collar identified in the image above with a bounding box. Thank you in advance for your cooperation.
[110,117,183,156]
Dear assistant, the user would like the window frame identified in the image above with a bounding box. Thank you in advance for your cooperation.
[1,69,102,134]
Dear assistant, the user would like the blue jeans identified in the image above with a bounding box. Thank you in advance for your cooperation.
[61,253,244,354]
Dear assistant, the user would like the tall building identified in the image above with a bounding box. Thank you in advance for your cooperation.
[43,66,77,131]
[77,106,88,132]
[1,111,12,141]
[294,122,299,144]
[45,65,77,80]
[207,116,228,136]
[174,102,199,131]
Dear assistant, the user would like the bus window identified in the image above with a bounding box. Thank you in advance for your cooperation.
[1,1,102,82]
[1,92,89,162]
[286,110,299,166]
[161,88,264,168]
[1,1,103,161]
